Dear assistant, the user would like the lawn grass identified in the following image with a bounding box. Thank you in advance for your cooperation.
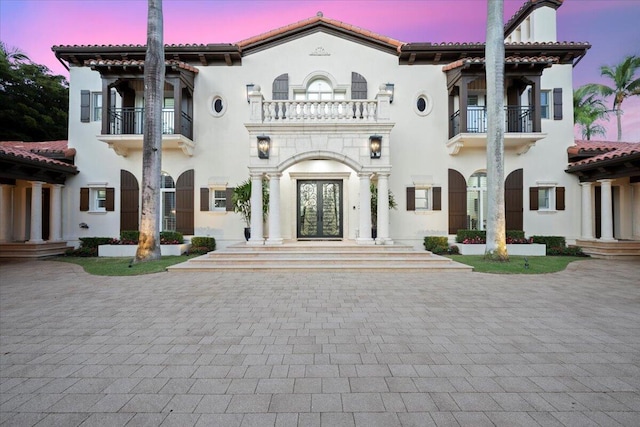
[54,255,198,276]
[446,255,590,274]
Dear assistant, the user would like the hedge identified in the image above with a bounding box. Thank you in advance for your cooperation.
[119,230,184,244]
[530,235,566,252]
[455,229,525,243]
[190,237,216,253]
[423,236,459,255]
[79,237,113,248]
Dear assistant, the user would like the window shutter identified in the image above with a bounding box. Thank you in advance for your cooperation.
[406,187,416,211]
[504,169,523,231]
[80,90,90,122]
[226,187,234,212]
[433,187,442,211]
[272,74,289,100]
[120,170,139,232]
[556,186,565,211]
[105,188,115,212]
[80,187,89,211]
[176,169,194,235]
[200,188,209,211]
[351,72,367,99]
[529,187,539,210]
[553,88,563,120]
[448,169,467,234]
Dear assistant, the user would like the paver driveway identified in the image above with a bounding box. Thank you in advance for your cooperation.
[1,258,639,426]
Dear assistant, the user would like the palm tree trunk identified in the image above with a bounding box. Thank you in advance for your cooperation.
[616,107,622,141]
[484,0,508,261]
[135,0,164,262]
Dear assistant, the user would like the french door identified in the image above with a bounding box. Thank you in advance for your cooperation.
[297,180,343,239]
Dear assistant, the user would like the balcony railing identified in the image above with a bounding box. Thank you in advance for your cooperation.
[262,100,378,122]
[108,108,193,139]
[450,106,534,137]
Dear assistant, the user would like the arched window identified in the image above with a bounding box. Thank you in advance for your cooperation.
[467,171,487,230]
[161,172,176,231]
[306,78,334,100]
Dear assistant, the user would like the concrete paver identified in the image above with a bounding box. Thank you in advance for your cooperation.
[0,258,639,426]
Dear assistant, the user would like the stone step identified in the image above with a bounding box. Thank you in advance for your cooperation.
[0,241,70,258]
[576,239,640,259]
[168,242,471,272]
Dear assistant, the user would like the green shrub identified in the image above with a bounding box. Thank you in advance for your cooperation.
[506,230,525,240]
[455,229,485,243]
[424,236,448,251]
[79,237,113,248]
[191,237,216,252]
[160,231,184,244]
[531,236,566,253]
[120,230,139,243]
[547,245,588,257]
[455,230,526,243]
[65,247,97,257]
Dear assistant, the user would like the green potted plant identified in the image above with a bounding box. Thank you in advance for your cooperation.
[370,183,397,239]
[232,178,269,240]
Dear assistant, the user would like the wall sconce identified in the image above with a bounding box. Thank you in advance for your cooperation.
[246,83,255,103]
[257,135,271,159]
[369,135,382,159]
[79,222,89,229]
[385,83,394,103]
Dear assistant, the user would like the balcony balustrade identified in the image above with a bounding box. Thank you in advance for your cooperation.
[450,106,534,136]
[107,108,193,139]
[261,100,379,122]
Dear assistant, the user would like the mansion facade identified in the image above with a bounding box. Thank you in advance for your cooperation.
[2,0,639,254]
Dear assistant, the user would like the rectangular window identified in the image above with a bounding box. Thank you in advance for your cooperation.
[540,90,551,119]
[92,92,102,121]
[212,190,227,211]
[415,188,433,211]
[538,187,552,210]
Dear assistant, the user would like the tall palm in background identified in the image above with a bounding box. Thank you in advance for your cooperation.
[135,0,165,262]
[484,0,508,261]
[573,85,608,140]
[585,55,640,141]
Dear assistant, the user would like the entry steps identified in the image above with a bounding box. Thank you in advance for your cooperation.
[0,241,70,259]
[168,241,472,272]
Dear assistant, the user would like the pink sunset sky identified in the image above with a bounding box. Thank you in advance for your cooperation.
[1,0,639,141]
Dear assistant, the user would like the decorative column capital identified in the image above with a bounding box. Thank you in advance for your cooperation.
[597,179,614,184]
[580,182,593,187]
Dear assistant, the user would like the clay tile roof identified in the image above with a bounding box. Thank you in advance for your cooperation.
[0,141,77,170]
[85,58,199,73]
[568,140,640,166]
[442,55,558,71]
[236,13,405,49]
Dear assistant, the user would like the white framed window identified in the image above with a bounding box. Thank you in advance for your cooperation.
[211,189,227,211]
[92,92,102,121]
[414,91,434,116]
[208,94,227,117]
[467,172,488,230]
[540,90,551,119]
[538,186,554,210]
[415,187,433,211]
[161,172,176,231]
[94,188,107,211]
[531,182,565,212]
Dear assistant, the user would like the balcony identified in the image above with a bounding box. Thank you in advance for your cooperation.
[98,107,194,157]
[447,105,546,155]
[261,100,379,122]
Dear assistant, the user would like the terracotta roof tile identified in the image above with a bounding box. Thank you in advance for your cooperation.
[0,141,77,170]
[85,59,199,73]
[442,55,558,71]
[568,140,640,166]
[236,13,405,49]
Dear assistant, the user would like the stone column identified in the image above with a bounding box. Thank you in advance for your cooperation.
[266,173,283,245]
[376,172,393,245]
[356,172,374,245]
[580,182,594,240]
[50,184,63,242]
[598,179,615,241]
[248,172,264,245]
[0,184,14,242]
[632,183,640,240]
[28,181,44,243]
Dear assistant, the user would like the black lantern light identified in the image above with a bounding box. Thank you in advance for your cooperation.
[369,135,382,159]
[257,135,271,159]
[385,83,395,103]
[246,83,255,103]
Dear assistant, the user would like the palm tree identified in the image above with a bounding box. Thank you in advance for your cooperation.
[135,0,165,262]
[573,85,608,140]
[585,55,640,141]
[0,42,29,64]
[484,0,508,261]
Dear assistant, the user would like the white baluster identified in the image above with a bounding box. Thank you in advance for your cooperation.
[263,103,270,122]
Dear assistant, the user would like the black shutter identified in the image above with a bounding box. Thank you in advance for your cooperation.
[105,188,115,212]
[406,187,415,211]
[351,72,367,99]
[553,88,563,120]
[200,188,209,211]
[505,169,523,230]
[530,187,539,211]
[120,170,139,232]
[176,169,194,235]
[80,90,90,122]
[433,187,441,211]
[226,187,234,212]
[80,188,89,211]
[556,187,565,211]
[272,74,289,100]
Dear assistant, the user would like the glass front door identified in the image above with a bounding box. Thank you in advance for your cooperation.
[297,180,343,239]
